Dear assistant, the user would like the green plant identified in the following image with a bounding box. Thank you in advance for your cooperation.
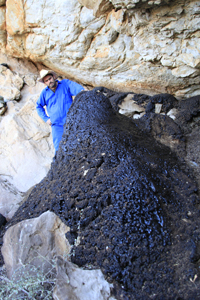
[0,256,57,300]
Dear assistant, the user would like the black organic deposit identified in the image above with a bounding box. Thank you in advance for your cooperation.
[1,90,200,299]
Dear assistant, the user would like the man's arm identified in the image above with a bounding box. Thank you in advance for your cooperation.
[36,92,51,124]
[65,79,84,97]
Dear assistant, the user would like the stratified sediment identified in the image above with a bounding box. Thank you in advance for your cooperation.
[1,90,200,299]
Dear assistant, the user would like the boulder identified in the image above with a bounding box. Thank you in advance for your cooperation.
[0,179,25,220]
[54,256,114,300]
[118,93,145,118]
[1,211,71,278]
[1,211,115,300]
[0,65,23,101]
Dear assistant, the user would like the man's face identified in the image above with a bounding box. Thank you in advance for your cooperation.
[43,74,57,88]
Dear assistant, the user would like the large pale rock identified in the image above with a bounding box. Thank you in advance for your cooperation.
[118,93,145,117]
[0,178,24,220]
[54,256,114,300]
[0,65,23,100]
[1,0,199,97]
[2,211,115,300]
[26,34,49,57]
[1,211,71,278]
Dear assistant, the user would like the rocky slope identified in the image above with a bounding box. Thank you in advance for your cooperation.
[1,90,200,299]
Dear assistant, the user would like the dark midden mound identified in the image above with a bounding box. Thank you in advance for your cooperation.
[1,90,200,299]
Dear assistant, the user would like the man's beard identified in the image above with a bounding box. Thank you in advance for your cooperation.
[49,81,56,88]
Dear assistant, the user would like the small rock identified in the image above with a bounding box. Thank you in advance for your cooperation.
[119,94,145,116]
[155,103,162,114]
[167,108,178,120]
[24,74,37,87]
[133,112,145,119]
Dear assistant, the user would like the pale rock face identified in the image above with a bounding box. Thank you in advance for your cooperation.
[78,0,114,17]
[1,211,71,278]
[6,0,24,35]
[0,0,199,97]
[0,93,54,193]
[0,54,54,219]
[2,211,115,300]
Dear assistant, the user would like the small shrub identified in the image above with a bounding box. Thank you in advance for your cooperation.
[0,257,57,300]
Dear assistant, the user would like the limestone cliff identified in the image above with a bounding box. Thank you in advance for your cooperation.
[0,0,199,97]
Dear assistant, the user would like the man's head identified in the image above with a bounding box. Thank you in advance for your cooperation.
[39,69,58,88]
[43,74,57,89]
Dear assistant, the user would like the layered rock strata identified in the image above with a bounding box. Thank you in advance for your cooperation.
[1,90,200,299]
[0,0,199,97]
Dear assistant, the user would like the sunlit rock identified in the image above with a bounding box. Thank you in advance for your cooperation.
[2,211,115,300]
[0,179,25,220]
[0,65,23,101]
[0,94,54,192]
[0,0,199,97]
[0,54,54,219]
[78,0,114,17]
[2,211,71,278]
[54,256,115,300]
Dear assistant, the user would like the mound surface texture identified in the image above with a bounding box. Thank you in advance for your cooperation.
[2,90,200,299]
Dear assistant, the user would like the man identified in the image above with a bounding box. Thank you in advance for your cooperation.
[36,69,84,153]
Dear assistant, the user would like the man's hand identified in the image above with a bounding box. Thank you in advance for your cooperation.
[46,119,52,126]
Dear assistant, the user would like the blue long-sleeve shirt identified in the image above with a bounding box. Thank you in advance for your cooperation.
[36,79,83,126]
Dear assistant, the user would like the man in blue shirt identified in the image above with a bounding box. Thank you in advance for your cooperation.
[36,69,84,152]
